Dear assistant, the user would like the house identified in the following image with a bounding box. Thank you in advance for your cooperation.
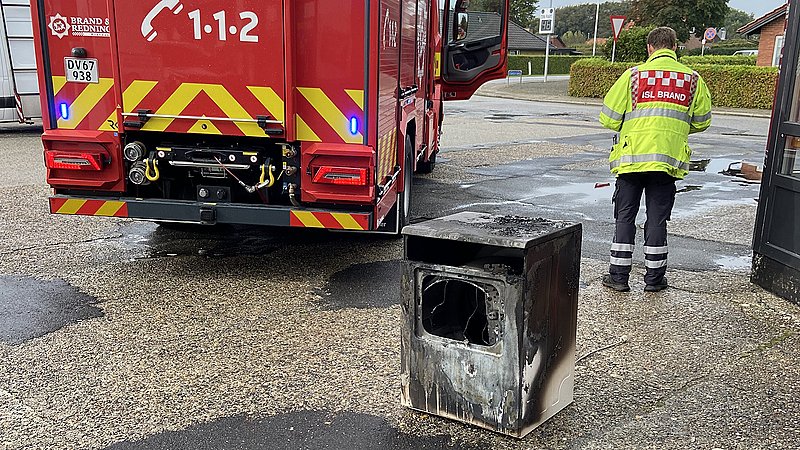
[508,20,576,55]
[445,12,577,56]
[738,3,788,66]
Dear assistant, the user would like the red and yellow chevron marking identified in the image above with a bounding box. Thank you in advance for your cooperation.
[138,83,285,137]
[49,198,128,218]
[290,211,370,231]
[59,78,285,137]
[53,77,361,142]
[377,129,398,181]
[52,76,116,131]
[297,87,364,144]
[99,80,159,132]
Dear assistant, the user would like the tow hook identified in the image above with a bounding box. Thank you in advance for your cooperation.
[145,154,160,182]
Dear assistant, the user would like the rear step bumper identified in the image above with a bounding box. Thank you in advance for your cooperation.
[49,196,373,231]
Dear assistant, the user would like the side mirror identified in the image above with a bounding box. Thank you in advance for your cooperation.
[454,12,469,41]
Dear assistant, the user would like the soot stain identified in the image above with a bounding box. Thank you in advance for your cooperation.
[316,260,402,310]
[104,410,479,450]
[0,275,103,345]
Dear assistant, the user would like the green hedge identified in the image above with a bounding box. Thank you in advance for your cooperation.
[568,58,632,98]
[693,64,778,109]
[569,58,779,109]
[508,55,585,75]
[679,55,757,66]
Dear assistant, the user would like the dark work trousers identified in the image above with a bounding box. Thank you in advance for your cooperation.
[609,172,677,285]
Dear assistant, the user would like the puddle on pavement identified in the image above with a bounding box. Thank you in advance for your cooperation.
[707,159,742,174]
[677,185,703,194]
[316,260,401,310]
[104,411,478,450]
[715,255,752,271]
[484,112,529,122]
[0,275,103,345]
[692,159,762,179]
[532,182,614,204]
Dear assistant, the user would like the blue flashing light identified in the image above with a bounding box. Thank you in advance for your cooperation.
[349,117,359,135]
[59,103,69,120]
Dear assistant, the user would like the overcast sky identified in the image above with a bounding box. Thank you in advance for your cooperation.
[543,1,785,18]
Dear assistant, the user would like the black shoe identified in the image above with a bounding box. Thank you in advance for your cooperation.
[645,278,669,292]
[602,275,630,292]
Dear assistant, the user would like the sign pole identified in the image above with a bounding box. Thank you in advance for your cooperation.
[612,40,616,63]
[544,37,551,82]
[592,0,600,56]
[539,3,555,83]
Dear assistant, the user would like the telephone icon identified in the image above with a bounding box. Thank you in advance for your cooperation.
[141,0,184,42]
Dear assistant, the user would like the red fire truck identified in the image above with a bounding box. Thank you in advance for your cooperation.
[31,0,510,233]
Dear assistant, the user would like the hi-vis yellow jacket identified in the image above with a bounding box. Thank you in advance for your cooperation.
[599,49,712,179]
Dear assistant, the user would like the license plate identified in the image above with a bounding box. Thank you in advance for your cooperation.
[65,58,99,84]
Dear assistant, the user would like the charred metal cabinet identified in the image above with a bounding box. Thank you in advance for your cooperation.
[401,212,581,438]
[753,1,800,304]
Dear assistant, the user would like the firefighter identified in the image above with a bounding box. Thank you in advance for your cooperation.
[599,26,712,293]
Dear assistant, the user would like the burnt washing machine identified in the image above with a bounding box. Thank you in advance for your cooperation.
[401,212,581,438]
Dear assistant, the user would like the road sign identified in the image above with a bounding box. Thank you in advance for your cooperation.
[507,69,524,85]
[539,8,555,35]
[610,16,626,42]
[704,27,717,41]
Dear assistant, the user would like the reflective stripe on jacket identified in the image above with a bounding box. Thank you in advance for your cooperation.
[599,49,713,179]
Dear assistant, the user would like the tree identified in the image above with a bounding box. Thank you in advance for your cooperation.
[561,30,588,48]
[510,0,539,30]
[464,0,538,29]
[631,0,729,41]
[724,8,754,40]
[602,25,654,62]
[552,1,632,38]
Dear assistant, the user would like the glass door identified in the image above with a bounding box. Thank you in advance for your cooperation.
[753,1,800,304]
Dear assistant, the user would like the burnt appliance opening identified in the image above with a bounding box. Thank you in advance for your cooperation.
[420,277,499,347]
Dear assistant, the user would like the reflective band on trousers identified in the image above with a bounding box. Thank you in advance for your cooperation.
[646,259,668,269]
[610,257,633,266]
[644,246,669,255]
[602,105,624,121]
[612,243,634,252]
[610,154,690,171]
[626,107,690,123]
[693,112,712,123]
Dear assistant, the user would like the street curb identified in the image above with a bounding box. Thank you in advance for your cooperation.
[476,89,773,119]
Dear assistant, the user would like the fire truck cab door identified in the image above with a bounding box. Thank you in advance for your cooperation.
[440,0,509,101]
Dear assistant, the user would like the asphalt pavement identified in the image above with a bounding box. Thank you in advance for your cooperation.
[0,95,799,450]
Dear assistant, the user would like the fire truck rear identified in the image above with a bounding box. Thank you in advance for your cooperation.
[32,0,509,233]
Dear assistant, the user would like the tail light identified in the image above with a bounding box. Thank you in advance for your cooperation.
[312,166,369,186]
[45,151,105,171]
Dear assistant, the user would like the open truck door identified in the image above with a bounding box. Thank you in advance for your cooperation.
[752,0,800,304]
[440,0,509,100]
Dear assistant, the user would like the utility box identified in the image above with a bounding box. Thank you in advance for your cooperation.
[400,212,581,438]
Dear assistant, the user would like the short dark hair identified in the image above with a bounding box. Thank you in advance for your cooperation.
[647,27,677,50]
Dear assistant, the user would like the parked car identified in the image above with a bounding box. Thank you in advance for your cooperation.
[732,50,759,56]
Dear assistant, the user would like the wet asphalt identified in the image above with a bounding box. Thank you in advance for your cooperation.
[0,275,103,345]
[1,96,799,449]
